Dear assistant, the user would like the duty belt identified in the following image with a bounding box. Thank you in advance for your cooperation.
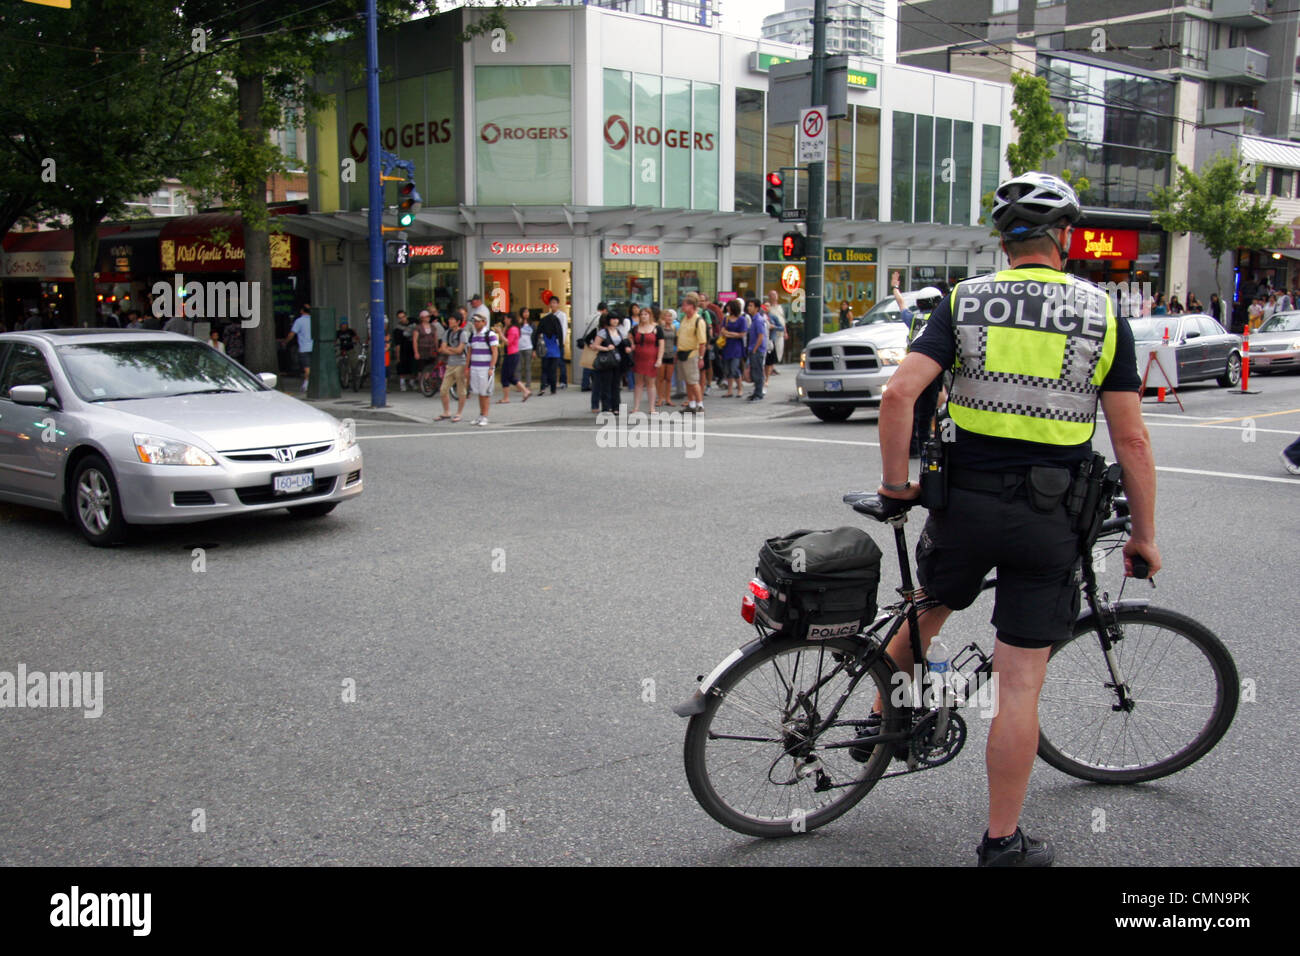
[949,467,1029,499]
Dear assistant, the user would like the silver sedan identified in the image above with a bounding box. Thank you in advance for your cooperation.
[0,329,362,545]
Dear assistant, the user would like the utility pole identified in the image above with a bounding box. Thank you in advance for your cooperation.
[805,0,827,344]
[365,0,388,407]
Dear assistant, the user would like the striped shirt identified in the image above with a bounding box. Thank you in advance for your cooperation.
[468,329,498,368]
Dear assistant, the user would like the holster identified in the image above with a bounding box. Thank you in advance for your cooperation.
[1026,465,1071,514]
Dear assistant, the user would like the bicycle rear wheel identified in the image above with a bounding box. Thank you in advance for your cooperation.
[1037,606,1238,784]
[683,637,900,838]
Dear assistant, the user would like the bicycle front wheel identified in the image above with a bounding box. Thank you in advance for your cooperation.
[683,637,900,838]
[1037,606,1238,784]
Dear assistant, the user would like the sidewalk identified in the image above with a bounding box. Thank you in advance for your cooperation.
[294,366,806,426]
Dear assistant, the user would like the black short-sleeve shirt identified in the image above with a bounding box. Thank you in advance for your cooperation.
[909,271,1141,472]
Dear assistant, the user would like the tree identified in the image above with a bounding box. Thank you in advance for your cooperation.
[981,71,1089,224]
[179,1,521,373]
[0,0,218,326]
[1150,149,1291,301]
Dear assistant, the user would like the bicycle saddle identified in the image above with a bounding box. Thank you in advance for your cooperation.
[842,491,914,521]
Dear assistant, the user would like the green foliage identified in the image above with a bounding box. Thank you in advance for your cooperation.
[978,72,1089,228]
[1151,149,1291,297]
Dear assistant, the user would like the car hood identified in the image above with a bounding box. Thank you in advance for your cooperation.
[805,323,910,351]
[1249,330,1300,346]
[93,389,338,451]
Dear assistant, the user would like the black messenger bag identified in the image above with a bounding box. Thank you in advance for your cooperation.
[754,527,883,640]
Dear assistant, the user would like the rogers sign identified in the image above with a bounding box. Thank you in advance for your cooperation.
[480,123,570,144]
[349,120,453,162]
[607,242,660,257]
[489,241,561,256]
[603,115,715,152]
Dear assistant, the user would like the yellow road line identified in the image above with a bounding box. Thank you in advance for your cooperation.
[1197,407,1300,426]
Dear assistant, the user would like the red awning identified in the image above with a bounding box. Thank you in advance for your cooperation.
[2,224,130,253]
[158,209,304,272]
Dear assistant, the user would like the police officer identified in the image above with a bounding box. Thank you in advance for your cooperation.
[893,279,947,457]
[875,172,1160,866]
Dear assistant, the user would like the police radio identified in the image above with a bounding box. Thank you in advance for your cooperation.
[919,414,949,511]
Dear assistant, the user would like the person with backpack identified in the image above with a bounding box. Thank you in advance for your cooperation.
[675,293,709,414]
[436,312,469,422]
[465,311,500,426]
[221,319,246,364]
[537,303,563,396]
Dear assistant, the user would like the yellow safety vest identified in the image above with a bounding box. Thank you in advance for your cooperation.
[946,267,1118,446]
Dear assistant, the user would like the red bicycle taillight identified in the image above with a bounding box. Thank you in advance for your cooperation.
[741,594,756,623]
[748,578,770,601]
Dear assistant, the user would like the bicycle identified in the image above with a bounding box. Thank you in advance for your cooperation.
[349,341,370,393]
[337,346,358,391]
[675,485,1239,839]
[417,359,445,398]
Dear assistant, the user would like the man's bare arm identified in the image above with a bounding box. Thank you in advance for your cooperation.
[877,352,943,497]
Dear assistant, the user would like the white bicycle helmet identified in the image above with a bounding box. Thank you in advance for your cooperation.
[915,286,944,310]
[991,172,1081,239]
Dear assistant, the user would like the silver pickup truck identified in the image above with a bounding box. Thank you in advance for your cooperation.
[795,290,930,422]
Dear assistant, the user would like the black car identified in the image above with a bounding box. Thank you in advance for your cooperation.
[1129,314,1243,388]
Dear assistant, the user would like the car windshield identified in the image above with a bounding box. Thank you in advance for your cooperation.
[1258,313,1300,333]
[855,302,905,326]
[1129,318,1183,341]
[56,340,265,402]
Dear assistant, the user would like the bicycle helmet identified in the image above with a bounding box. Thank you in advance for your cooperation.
[914,286,944,310]
[991,172,1081,239]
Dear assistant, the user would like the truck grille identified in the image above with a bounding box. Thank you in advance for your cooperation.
[807,345,879,372]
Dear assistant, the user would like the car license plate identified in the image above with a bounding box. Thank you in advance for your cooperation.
[825,380,843,392]
[273,470,315,495]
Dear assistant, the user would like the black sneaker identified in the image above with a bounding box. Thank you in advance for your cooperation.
[976,828,1055,867]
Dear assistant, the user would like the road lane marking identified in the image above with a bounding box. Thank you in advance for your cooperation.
[1135,421,1296,436]
[1196,407,1300,426]
[1153,466,1298,485]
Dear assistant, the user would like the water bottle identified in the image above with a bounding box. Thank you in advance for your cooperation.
[925,638,954,727]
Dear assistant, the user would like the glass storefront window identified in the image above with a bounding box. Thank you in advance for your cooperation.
[953,121,974,225]
[475,66,572,204]
[634,73,662,206]
[602,260,657,312]
[824,263,877,320]
[732,265,758,304]
[604,70,632,206]
[693,82,720,210]
[855,106,880,220]
[663,261,718,307]
[892,112,914,222]
[735,89,765,214]
[981,124,1001,202]
[914,115,933,223]
[664,78,692,209]
[828,117,853,219]
[406,263,460,319]
[933,117,952,225]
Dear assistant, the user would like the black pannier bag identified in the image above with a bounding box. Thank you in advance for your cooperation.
[754,527,883,640]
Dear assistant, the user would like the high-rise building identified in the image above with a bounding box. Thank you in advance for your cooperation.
[896,0,1300,305]
[762,1,895,62]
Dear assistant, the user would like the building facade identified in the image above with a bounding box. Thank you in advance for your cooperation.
[295,3,1010,354]
[761,0,896,62]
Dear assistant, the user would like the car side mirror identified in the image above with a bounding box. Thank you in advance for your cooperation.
[1184,330,1200,339]
[9,384,57,407]
[258,372,277,389]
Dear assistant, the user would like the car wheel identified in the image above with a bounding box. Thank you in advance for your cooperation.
[811,405,854,422]
[1217,352,1242,387]
[287,501,337,519]
[71,454,128,546]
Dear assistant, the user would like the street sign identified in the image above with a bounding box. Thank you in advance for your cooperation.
[385,240,410,267]
[780,208,807,222]
[797,107,827,164]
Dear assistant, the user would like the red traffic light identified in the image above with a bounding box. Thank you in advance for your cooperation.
[767,171,783,188]
[782,234,794,257]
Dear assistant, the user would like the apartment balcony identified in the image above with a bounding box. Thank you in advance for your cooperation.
[1203,105,1266,134]
[1208,0,1271,28]
[1206,46,1269,84]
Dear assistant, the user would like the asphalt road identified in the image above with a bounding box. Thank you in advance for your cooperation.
[1,372,1297,866]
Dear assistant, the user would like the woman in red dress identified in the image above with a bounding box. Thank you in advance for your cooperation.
[629,306,664,415]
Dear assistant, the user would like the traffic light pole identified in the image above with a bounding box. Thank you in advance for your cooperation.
[365,0,387,408]
[804,0,828,344]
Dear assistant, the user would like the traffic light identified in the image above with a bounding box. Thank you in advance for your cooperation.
[397,179,422,227]
[765,171,784,219]
[782,231,806,260]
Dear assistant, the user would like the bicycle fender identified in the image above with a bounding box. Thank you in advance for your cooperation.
[670,637,769,717]
[1077,598,1151,623]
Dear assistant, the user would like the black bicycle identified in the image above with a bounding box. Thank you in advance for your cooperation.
[676,489,1239,838]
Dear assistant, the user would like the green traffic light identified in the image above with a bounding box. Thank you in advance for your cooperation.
[399,212,414,226]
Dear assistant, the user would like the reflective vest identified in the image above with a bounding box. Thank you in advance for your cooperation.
[946,267,1118,446]
[906,309,931,345]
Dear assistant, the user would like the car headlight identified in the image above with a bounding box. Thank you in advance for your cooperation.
[133,433,215,466]
[800,350,807,369]
[878,347,907,366]
[336,418,356,451]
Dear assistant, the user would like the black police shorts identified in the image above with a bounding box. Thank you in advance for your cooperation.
[915,486,1082,648]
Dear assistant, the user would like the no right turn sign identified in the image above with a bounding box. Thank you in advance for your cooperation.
[798,107,828,163]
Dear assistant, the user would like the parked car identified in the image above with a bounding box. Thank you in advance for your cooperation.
[1129,314,1243,388]
[0,329,363,546]
[1246,311,1300,374]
